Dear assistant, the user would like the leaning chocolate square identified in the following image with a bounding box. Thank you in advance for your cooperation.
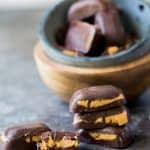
[73,106,129,129]
[70,85,126,113]
[78,123,134,148]
[0,123,51,150]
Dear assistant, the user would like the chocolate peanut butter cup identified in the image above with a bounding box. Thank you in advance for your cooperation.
[65,21,103,55]
[70,85,126,113]
[68,0,102,22]
[0,123,51,150]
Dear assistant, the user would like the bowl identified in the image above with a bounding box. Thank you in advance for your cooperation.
[35,0,150,102]
[34,43,150,103]
[39,0,150,67]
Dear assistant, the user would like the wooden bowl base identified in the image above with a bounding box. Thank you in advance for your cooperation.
[34,43,150,103]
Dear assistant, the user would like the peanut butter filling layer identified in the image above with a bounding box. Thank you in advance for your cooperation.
[95,118,103,123]
[25,135,41,143]
[0,134,43,144]
[77,94,124,108]
[40,136,55,150]
[77,100,89,107]
[40,136,79,150]
[107,46,120,55]
[56,138,79,148]
[105,111,128,126]
[63,50,78,56]
[89,132,117,141]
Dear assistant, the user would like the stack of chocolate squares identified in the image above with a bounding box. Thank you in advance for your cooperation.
[70,85,134,148]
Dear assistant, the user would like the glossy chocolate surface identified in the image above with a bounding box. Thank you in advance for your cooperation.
[78,123,134,148]
[70,85,126,113]
[65,21,102,54]
[1,123,51,150]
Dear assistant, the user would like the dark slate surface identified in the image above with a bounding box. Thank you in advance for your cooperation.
[0,10,150,150]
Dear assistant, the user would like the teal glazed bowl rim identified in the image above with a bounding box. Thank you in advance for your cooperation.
[39,0,150,68]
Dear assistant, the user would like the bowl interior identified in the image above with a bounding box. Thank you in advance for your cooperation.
[40,0,150,67]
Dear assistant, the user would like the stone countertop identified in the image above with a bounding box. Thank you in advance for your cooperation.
[0,10,150,150]
[0,10,67,130]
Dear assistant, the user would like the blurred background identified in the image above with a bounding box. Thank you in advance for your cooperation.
[0,0,64,131]
[0,0,51,10]
[0,0,149,134]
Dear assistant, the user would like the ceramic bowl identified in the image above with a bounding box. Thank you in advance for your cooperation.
[35,0,150,102]
[34,43,150,103]
[39,0,150,67]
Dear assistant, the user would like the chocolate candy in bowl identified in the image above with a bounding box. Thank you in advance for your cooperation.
[65,20,103,56]
[35,0,150,102]
[68,0,102,22]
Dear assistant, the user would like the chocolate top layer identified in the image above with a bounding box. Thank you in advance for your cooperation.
[70,85,126,112]
[71,85,124,101]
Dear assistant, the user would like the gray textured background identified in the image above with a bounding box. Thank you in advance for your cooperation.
[0,11,70,131]
[0,5,150,150]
